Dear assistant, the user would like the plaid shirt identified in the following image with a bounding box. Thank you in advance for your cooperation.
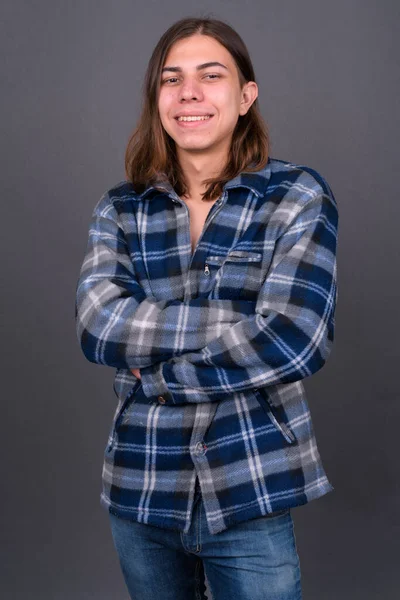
[75,157,338,535]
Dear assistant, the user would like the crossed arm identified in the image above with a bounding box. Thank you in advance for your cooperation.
[76,183,338,405]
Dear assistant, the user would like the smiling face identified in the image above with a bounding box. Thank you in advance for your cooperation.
[158,34,257,162]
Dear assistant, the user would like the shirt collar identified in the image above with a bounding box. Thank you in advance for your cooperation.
[134,158,272,201]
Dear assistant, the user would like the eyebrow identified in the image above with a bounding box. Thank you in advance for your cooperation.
[161,61,229,74]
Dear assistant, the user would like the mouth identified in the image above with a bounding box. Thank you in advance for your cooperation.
[174,114,214,127]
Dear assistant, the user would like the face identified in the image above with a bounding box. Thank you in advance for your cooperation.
[157,34,258,160]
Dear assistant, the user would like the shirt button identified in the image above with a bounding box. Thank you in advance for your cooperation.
[195,441,206,455]
[158,396,166,404]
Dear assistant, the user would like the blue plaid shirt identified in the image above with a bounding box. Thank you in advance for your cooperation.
[75,157,338,534]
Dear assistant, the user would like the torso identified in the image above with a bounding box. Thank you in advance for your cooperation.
[181,196,219,255]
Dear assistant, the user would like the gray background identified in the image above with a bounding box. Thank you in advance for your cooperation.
[1,1,399,598]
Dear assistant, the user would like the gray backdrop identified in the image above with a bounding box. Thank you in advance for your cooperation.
[2,1,399,598]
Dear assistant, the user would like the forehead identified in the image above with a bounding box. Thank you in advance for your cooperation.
[163,35,235,69]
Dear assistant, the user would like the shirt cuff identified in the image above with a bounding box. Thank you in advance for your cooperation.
[140,361,181,405]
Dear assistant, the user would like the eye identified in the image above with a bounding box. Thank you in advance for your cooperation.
[161,73,222,84]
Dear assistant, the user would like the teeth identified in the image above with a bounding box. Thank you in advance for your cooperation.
[177,115,211,122]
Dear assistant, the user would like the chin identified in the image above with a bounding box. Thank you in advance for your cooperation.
[176,137,217,149]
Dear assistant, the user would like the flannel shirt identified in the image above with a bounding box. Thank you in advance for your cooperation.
[75,157,338,535]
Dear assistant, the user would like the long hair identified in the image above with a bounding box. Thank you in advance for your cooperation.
[125,16,270,200]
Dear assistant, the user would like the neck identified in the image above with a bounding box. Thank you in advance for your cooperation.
[176,147,228,201]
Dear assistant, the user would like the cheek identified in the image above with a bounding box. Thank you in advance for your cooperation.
[158,92,174,120]
[212,89,241,122]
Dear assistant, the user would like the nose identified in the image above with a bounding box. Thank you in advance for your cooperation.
[179,78,204,102]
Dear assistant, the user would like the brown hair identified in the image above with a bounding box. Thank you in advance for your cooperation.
[125,16,269,200]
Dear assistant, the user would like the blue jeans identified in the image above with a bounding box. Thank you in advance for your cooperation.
[108,482,302,600]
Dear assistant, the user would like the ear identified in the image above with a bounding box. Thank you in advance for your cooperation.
[239,81,258,116]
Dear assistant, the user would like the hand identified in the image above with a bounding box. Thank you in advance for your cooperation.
[130,368,141,379]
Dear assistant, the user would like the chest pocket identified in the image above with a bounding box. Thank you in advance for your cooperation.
[206,250,263,265]
[204,250,264,300]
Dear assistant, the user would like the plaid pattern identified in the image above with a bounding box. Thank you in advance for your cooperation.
[75,157,338,534]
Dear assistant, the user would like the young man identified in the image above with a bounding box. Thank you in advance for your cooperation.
[75,16,338,600]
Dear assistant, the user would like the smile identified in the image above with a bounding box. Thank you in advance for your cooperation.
[176,115,212,121]
[174,115,214,128]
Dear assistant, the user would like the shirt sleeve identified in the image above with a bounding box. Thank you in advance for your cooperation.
[139,186,339,404]
[75,192,257,369]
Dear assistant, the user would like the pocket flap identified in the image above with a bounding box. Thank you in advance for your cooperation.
[206,250,262,265]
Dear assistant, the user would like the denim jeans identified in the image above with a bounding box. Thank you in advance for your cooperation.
[108,481,302,600]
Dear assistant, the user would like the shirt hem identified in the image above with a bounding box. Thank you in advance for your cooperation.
[100,480,334,535]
